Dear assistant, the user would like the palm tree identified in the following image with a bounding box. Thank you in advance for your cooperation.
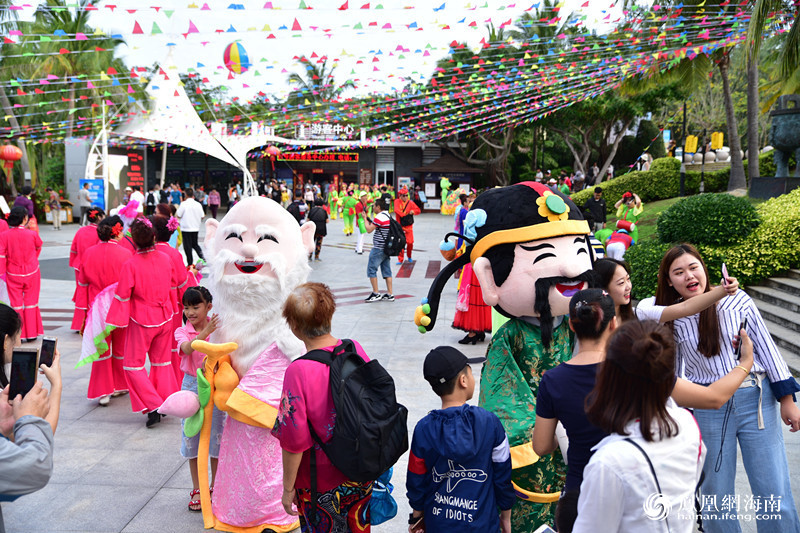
[746,0,800,179]
[286,57,354,106]
[0,0,30,195]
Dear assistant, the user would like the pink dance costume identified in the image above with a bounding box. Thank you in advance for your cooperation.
[69,224,100,330]
[156,241,196,384]
[211,342,299,533]
[106,247,181,413]
[76,241,132,400]
[452,262,492,333]
[0,226,43,340]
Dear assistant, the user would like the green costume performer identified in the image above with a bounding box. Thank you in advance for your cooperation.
[328,190,339,220]
[342,193,358,235]
[414,181,596,530]
[439,177,452,215]
[615,192,644,243]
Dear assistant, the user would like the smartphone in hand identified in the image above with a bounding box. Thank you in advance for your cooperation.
[9,348,39,400]
[721,263,729,286]
[39,337,57,367]
[734,317,749,359]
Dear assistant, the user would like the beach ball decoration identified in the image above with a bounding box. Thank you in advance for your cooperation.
[223,42,251,75]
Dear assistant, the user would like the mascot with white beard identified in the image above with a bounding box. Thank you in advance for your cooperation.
[198,196,313,533]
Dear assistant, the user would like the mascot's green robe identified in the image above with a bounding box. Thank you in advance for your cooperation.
[479,317,573,530]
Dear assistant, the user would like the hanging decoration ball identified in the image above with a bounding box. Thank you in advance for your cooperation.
[265,145,281,159]
[0,145,23,175]
[223,42,251,75]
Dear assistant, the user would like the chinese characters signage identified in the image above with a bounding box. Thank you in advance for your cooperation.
[277,152,359,163]
[295,123,357,140]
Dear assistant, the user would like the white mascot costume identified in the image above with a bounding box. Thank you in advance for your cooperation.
[198,196,314,533]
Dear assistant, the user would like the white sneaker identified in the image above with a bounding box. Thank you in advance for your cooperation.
[365,293,382,303]
[98,395,110,406]
[381,294,395,302]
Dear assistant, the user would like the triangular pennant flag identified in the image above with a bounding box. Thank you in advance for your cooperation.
[292,18,302,31]
[151,22,162,34]
[132,21,144,34]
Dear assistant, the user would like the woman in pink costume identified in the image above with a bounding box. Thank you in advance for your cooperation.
[76,215,132,406]
[152,214,197,384]
[0,206,43,341]
[69,208,104,330]
[106,217,181,427]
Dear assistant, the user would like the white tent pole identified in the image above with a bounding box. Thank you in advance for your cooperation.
[160,141,167,188]
[101,101,109,212]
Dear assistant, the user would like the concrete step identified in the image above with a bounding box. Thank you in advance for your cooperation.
[760,319,800,378]
[762,277,800,298]
[748,285,800,315]
[755,300,800,335]
[786,269,800,281]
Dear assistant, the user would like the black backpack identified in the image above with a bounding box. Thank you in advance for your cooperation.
[300,340,408,522]
[383,217,407,256]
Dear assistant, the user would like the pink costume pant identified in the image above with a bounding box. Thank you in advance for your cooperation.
[87,327,128,400]
[71,270,86,331]
[8,270,43,340]
[123,321,179,413]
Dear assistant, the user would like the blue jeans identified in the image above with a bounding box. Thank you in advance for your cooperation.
[367,247,391,279]
[693,376,800,532]
[180,374,227,459]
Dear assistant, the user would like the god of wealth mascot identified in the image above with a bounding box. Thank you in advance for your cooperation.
[415,182,597,530]
[163,196,315,533]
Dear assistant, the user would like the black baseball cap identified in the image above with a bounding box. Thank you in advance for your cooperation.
[423,346,485,385]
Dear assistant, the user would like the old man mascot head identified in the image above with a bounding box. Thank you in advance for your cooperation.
[205,195,315,373]
[200,195,314,533]
[415,181,597,530]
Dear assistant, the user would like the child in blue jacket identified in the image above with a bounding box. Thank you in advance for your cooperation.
[406,346,515,532]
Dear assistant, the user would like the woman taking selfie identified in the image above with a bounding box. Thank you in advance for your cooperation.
[534,289,755,532]
[645,244,800,531]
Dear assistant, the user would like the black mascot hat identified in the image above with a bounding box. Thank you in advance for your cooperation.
[414,181,590,333]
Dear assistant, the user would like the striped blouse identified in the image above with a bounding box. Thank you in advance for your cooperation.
[638,291,800,401]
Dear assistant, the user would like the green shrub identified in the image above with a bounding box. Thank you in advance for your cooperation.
[656,193,760,246]
[571,157,728,211]
[627,187,800,297]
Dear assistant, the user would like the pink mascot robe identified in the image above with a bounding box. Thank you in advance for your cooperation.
[202,196,315,533]
[106,246,181,413]
[69,223,100,330]
[76,239,132,399]
[0,226,43,340]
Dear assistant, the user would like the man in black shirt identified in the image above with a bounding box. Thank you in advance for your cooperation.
[582,187,607,233]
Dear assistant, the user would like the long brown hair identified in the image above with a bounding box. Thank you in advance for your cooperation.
[586,320,678,442]
[655,244,720,357]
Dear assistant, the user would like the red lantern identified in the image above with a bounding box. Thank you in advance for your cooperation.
[0,145,23,181]
[265,145,281,172]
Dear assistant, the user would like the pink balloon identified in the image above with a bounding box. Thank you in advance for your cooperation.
[159,390,200,418]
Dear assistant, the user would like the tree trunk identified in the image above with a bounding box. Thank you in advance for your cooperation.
[596,118,634,180]
[0,84,29,197]
[718,53,747,190]
[746,53,760,181]
[531,126,538,174]
[66,82,76,139]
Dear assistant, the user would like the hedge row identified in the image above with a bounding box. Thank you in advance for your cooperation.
[570,152,780,211]
[626,187,800,299]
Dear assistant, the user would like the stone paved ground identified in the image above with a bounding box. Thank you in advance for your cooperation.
[3,210,798,533]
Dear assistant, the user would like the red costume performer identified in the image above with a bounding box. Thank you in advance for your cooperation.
[106,224,181,416]
[156,240,196,384]
[0,219,9,233]
[0,222,43,341]
[394,189,421,263]
[70,219,101,330]
[452,262,492,335]
[77,236,132,400]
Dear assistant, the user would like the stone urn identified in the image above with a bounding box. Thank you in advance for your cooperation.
[769,94,800,177]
